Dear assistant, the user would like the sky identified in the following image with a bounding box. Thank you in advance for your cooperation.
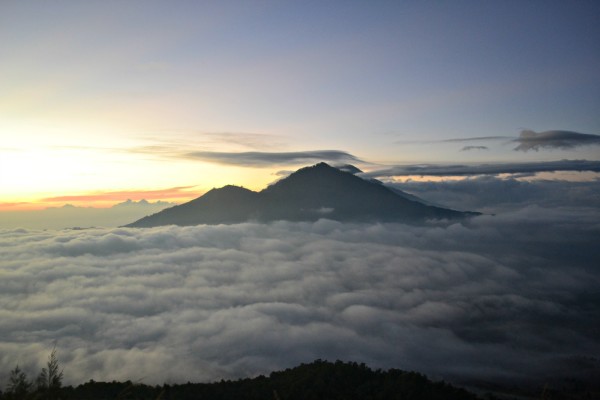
[1,1,600,213]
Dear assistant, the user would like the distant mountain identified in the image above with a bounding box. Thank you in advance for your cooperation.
[112,199,176,208]
[125,163,479,227]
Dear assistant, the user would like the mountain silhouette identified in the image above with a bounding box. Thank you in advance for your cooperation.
[125,163,478,227]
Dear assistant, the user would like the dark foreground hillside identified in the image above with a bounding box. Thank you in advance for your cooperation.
[2,360,479,400]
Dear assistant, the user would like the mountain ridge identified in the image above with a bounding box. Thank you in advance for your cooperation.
[125,163,478,227]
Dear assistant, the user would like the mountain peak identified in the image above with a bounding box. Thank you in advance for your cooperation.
[292,162,336,174]
[336,164,363,174]
[205,184,251,194]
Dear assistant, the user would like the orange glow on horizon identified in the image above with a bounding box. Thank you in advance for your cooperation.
[0,186,204,211]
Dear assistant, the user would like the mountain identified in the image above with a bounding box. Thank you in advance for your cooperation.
[112,199,176,208]
[125,163,478,227]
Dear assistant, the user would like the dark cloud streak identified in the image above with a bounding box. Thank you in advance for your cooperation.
[362,159,600,178]
[441,136,511,143]
[395,136,511,145]
[183,150,362,167]
[514,130,600,151]
[460,146,488,151]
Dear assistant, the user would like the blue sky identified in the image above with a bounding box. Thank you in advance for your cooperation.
[1,1,599,206]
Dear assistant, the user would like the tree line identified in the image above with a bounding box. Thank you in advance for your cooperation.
[2,352,483,400]
[3,349,595,399]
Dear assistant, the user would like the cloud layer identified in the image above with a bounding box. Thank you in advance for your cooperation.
[1,210,599,388]
[388,176,600,213]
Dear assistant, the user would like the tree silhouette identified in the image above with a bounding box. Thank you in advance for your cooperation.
[36,347,63,400]
[5,365,32,399]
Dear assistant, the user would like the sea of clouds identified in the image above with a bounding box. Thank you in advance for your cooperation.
[1,206,599,388]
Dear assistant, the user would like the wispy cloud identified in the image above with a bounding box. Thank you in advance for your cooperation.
[514,130,600,151]
[142,131,287,152]
[198,132,287,151]
[0,201,32,209]
[396,136,511,145]
[362,159,600,178]
[41,186,199,203]
[183,150,362,167]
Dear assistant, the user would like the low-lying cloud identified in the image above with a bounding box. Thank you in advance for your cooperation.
[387,176,600,213]
[183,150,361,167]
[1,209,599,388]
[0,200,176,230]
[514,130,600,152]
